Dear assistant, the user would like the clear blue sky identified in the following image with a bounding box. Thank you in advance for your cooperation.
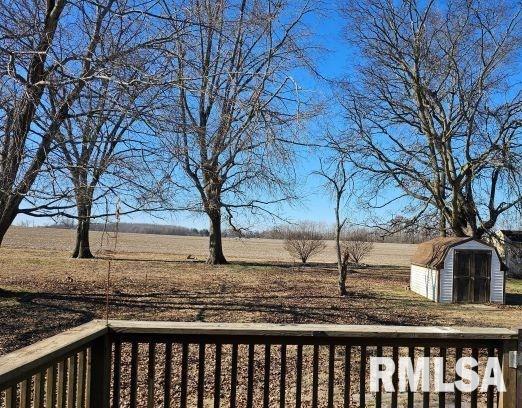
[16,4,360,231]
[137,5,357,230]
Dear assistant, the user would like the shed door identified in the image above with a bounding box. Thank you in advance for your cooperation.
[453,250,491,303]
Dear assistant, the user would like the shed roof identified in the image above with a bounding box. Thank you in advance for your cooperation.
[411,237,471,270]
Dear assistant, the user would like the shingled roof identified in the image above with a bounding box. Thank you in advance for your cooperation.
[412,236,507,270]
[411,237,472,269]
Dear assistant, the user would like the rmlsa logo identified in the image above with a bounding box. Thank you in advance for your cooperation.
[370,357,505,393]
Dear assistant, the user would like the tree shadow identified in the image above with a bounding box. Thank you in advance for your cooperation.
[505,293,522,305]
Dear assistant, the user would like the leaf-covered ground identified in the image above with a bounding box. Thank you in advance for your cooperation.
[1,246,521,356]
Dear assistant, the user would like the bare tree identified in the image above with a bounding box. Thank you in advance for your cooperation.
[284,222,327,264]
[341,230,374,265]
[315,154,353,295]
[160,0,317,264]
[340,0,522,238]
[0,0,162,245]
[52,76,161,258]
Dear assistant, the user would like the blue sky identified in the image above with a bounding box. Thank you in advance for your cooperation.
[18,2,520,232]
[139,5,356,230]
[16,4,359,231]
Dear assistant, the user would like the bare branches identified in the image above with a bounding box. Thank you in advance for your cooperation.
[340,0,522,238]
[159,0,319,264]
[283,221,327,264]
[0,0,170,244]
[340,230,374,265]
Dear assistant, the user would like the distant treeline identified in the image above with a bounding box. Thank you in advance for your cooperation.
[47,220,434,243]
[48,221,210,237]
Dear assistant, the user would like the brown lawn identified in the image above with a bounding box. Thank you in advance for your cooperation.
[0,227,521,356]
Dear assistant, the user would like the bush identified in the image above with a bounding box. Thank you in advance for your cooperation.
[284,222,327,264]
[341,230,374,265]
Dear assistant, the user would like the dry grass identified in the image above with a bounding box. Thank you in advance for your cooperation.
[0,227,521,357]
[3,226,416,265]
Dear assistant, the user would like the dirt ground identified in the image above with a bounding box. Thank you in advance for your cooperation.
[1,227,521,356]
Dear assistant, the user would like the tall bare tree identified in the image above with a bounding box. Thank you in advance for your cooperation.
[340,0,522,238]
[316,155,352,295]
[53,77,161,258]
[0,0,162,245]
[161,0,317,264]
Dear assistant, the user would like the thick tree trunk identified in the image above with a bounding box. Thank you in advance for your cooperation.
[207,209,227,265]
[0,220,9,247]
[0,197,21,247]
[72,202,94,259]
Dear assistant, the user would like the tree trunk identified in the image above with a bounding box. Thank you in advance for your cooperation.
[207,209,227,265]
[439,209,447,237]
[0,197,21,247]
[339,267,348,296]
[0,219,10,247]
[72,202,94,259]
[335,193,348,297]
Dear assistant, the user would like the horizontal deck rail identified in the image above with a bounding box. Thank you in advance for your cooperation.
[0,320,520,407]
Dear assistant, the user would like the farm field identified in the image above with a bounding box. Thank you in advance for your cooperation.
[2,227,417,266]
[1,227,521,356]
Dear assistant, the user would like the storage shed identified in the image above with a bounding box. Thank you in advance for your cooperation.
[410,237,506,304]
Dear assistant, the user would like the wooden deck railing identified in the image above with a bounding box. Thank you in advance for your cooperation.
[0,320,520,407]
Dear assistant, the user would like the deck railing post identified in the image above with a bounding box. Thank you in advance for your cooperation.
[499,328,522,408]
[516,328,522,408]
[88,332,111,408]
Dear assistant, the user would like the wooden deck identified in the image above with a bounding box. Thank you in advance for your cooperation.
[0,320,520,407]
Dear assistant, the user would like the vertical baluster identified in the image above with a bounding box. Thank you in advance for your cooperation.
[375,346,382,408]
[327,345,335,408]
[214,343,222,408]
[229,344,238,408]
[197,343,206,408]
[147,342,156,408]
[85,348,91,407]
[295,345,303,408]
[280,344,286,408]
[35,371,45,408]
[246,344,255,408]
[344,346,351,408]
[77,351,86,408]
[391,347,398,408]
[455,348,462,408]
[113,340,122,408]
[5,386,15,408]
[164,341,172,408]
[486,348,494,408]
[20,379,31,408]
[57,360,66,408]
[471,348,479,408]
[439,347,446,408]
[360,346,367,408]
[263,344,271,408]
[129,342,138,408]
[407,346,415,408]
[312,345,319,408]
[47,364,56,407]
[66,356,77,408]
[423,347,430,408]
[180,343,189,408]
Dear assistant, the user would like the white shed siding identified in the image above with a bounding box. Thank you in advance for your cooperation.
[410,265,438,301]
[441,240,504,304]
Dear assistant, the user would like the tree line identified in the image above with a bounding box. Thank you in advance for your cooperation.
[1,0,520,279]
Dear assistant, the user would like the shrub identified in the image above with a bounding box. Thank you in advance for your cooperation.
[284,222,327,264]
